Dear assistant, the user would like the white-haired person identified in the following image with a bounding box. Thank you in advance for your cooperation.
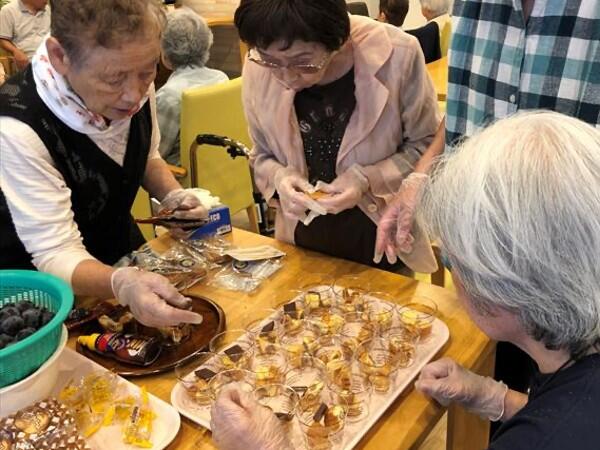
[156,8,228,165]
[375,1,600,422]
[208,111,600,450]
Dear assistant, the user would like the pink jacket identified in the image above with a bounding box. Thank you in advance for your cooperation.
[242,16,441,272]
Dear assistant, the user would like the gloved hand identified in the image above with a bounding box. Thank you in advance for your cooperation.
[274,167,326,222]
[315,164,369,214]
[415,357,508,421]
[374,173,429,264]
[210,385,292,450]
[159,188,209,220]
[111,267,204,328]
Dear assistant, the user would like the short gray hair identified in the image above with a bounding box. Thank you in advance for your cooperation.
[419,0,451,17]
[423,111,600,357]
[161,8,213,68]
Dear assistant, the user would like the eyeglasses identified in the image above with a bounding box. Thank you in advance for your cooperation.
[247,48,330,74]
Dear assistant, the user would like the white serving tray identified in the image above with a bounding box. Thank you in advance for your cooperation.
[170,294,449,450]
[51,348,181,450]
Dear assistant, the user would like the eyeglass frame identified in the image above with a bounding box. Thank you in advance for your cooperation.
[246,48,331,74]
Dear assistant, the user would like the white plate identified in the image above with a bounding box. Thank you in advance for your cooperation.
[171,293,450,450]
[51,348,181,450]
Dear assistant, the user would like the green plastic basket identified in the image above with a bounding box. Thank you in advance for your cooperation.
[0,270,73,388]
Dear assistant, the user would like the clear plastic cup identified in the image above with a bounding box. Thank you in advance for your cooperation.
[249,345,288,387]
[397,297,438,341]
[355,338,398,394]
[382,326,419,368]
[209,329,255,370]
[297,387,349,450]
[299,282,336,317]
[174,352,223,408]
[365,293,397,333]
[253,383,300,423]
[331,275,370,313]
[313,335,353,379]
[281,321,321,367]
[209,368,256,398]
[284,356,327,411]
[327,371,372,423]
[308,308,346,336]
[340,312,376,355]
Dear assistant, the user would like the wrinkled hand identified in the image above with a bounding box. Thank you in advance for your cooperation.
[13,49,29,70]
[315,164,369,214]
[415,357,508,421]
[210,386,292,450]
[374,173,429,264]
[111,267,204,328]
[159,188,209,220]
[274,167,326,222]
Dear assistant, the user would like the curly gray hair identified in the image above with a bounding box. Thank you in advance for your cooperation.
[161,8,213,68]
[423,111,600,357]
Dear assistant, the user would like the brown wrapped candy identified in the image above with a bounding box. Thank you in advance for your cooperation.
[0,399,91,450]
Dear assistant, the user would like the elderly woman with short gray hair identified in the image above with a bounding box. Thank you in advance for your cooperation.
[156,8,228,165]
[416,111,600,449]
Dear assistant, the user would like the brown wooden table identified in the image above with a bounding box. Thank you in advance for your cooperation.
[69,228,494,450]
[426,57,448,102]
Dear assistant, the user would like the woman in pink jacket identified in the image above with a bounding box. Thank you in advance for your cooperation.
[234,0,440,273]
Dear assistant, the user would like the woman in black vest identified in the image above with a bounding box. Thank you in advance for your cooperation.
[0,0,204,328]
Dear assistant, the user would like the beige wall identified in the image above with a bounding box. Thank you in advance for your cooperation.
[346,0,426,28]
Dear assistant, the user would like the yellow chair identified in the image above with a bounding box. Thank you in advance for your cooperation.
[439,20,452,57]
[180,77,259,233]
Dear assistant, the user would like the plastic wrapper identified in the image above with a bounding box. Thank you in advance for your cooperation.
[209,258,283,292]
[58,374,156,448]
[119,243,209,291]
[0,398,91,450]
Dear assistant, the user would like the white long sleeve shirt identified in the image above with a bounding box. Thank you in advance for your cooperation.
[0,88,162,285]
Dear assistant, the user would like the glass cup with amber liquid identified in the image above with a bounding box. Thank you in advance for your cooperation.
[331,275,370,313]
[308,307,346,336]
[281,320,321,368]
[245,313,284,354]
[209,369,257,398]
[355,338,399,394]
[174,352,223,409]
[300,283,336,318]
[327,370,372,423]
[382,326,419,369]
[397,297,438,342]
[297,387,349,450]
[285,355,328,411]
[340,312,375,355]
[254,383,300,426]
[249,344,288,388]
[209,329,255,370]
[277,299,307,336]
[365,293,397,334]
[313,335,353,381]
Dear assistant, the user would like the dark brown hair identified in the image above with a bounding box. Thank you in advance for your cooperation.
[49,0,165,63]
[234,0,350,52]
[379,0,409,26]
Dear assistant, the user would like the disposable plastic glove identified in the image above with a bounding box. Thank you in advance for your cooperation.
[210,385,292,450]
[315,164,369,214]
[159,188,209,220]
[374,173,429,264]
[274,167,326,222]
[111,267,204,328]
[415,357,508,421]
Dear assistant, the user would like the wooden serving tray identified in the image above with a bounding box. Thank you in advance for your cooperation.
[75,295,225,377]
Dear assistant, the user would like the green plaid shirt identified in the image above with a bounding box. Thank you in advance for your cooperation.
[446,0,600,146]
